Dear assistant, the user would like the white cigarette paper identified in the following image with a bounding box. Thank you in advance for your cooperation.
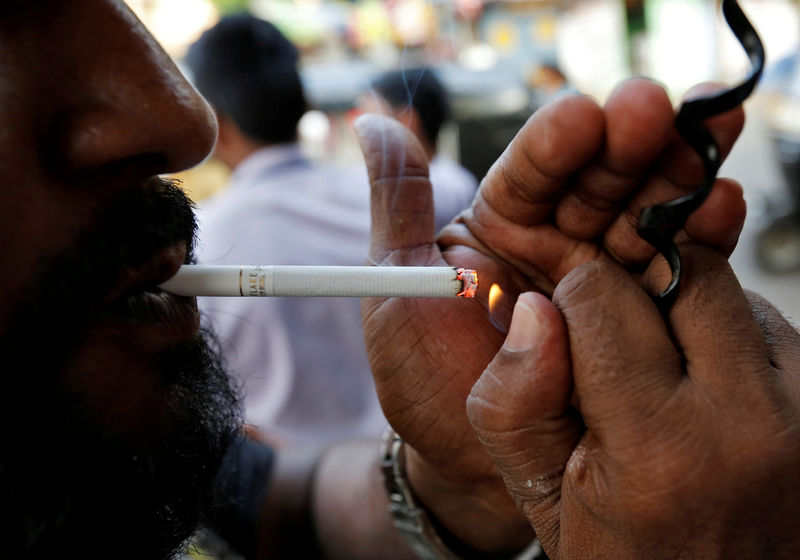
[159,265,478,298]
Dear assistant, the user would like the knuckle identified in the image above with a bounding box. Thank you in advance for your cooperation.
[553,259,624,312]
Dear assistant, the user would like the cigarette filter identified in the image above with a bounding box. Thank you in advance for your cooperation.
[159,265,478,298]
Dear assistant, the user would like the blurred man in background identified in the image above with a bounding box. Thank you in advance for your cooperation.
[359,66,479,233]
[184,14,386,448]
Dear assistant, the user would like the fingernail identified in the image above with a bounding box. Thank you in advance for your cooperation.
[503,297,546,352]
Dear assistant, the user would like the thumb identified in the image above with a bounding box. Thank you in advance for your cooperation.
[353,113,437,266]
[467,292,581,553]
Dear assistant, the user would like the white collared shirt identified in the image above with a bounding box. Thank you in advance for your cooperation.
[428,155,479,233]
[196,144,386,447]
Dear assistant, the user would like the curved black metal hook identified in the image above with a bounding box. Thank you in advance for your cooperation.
[637,0,765,312]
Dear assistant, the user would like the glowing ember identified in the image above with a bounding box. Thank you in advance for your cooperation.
[456,268,478,298]
[488,284,503,313]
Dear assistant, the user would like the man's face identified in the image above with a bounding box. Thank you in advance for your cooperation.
[0,1,240,557]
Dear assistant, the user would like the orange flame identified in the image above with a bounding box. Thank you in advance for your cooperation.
[488,284,503,314]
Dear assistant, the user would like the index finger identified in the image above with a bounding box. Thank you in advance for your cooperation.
[554,78,675,238]
[479,93,606,226]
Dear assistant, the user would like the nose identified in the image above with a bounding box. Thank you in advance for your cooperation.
[47,1,217,177]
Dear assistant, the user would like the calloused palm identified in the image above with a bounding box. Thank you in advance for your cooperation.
[354,78,747,550]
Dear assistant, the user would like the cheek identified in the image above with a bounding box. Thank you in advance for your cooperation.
[0,175,101,335]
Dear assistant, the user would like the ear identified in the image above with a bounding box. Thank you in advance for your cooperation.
[214,113,235,152]
[401,107,420,134]
[213,113,249,169]
[398,107,434,157]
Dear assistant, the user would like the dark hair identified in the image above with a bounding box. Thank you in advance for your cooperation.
[369,67,450,146]
[184,14,308,144]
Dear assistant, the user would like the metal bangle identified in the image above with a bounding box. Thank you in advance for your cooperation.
[380,428,545,560]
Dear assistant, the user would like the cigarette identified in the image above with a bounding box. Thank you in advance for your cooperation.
[159,265,478,298]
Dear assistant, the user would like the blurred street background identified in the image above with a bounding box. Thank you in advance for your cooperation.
[127,0,800,321]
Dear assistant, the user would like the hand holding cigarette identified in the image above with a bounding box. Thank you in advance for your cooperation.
[351,80,748,554]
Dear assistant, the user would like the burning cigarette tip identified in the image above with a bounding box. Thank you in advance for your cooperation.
[456,268,478,298]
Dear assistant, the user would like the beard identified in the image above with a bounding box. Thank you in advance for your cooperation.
[0,178,242,559]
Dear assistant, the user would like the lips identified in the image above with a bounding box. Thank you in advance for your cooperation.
[98,242,200,339]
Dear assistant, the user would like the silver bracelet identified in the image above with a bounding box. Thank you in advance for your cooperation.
[380,428,545,560]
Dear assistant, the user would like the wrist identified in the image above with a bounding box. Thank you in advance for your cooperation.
[389,430,537,558]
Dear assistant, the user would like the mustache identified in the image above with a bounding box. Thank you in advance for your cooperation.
[32,176,194,306]
[0,176,198,377]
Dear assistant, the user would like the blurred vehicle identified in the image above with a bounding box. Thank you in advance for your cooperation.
[756,50,800,274]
